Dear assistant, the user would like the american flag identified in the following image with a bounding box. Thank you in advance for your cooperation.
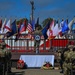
[26,23,33,33]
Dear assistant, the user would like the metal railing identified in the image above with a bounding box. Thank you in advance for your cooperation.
[0,34,75,52]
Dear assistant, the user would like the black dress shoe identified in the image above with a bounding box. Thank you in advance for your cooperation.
[60,70,63,73]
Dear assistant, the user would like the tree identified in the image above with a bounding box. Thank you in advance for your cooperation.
[42,17,53,27]
[16,18,28,26]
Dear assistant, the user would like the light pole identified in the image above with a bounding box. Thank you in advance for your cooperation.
[30,1,35,20]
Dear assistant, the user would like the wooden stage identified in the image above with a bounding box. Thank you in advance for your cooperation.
[11,50,55,60]
[11,50,59,68]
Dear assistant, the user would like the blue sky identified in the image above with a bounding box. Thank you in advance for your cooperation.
[0,0,75,24]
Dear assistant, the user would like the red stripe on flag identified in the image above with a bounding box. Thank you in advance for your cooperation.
[27,23,33,32]
[4,25,11,31]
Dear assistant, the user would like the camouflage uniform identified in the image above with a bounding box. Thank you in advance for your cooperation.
[0,41,11,74]
[63,45,74,75]
[71,48,75,70]
[34,27,42,53]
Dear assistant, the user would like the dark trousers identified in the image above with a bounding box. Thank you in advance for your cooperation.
[60,60,63,71]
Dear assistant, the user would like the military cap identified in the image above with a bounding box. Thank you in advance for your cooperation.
[68,45,73,48]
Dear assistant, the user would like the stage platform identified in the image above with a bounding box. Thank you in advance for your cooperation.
[11,50,54,60]
[11,50,56,67]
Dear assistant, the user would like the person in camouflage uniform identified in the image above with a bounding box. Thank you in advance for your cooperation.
[63,45,74,75]
[34,27,42,53]
[70,47,75,75]
[0,40,12,74]
[59,48,65,73]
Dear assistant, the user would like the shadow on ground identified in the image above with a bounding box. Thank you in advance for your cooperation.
[8,71,25,75]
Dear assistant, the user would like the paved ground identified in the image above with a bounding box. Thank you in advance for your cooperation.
[11,68,63,75]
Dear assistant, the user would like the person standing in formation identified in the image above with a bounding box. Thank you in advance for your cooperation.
[0,40,12,75]
[63,45,74,75]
